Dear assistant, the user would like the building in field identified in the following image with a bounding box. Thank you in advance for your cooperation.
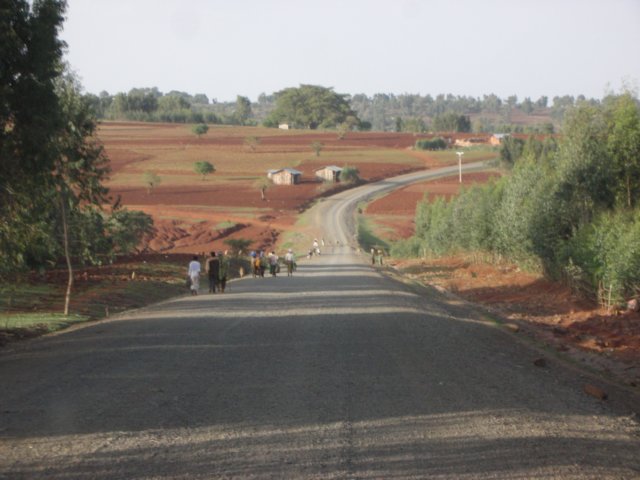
[315,165,342,182]
[268,168,302,185]
[489,133,509,146]
[278,123,290,130]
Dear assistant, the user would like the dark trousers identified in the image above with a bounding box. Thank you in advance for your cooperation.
[209,274,219,292]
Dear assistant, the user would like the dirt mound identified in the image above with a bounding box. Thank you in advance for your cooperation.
[142,220,248,253]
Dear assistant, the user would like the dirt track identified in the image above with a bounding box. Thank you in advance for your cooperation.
[1,164,639,478]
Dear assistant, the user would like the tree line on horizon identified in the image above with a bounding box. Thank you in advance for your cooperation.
[86,86,605,135]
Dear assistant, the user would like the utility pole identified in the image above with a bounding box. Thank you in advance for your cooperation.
[456,151,464,183]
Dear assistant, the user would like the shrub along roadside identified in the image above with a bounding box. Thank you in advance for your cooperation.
[392,92,640,308]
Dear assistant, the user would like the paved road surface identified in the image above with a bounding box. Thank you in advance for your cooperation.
[1,165,639,479]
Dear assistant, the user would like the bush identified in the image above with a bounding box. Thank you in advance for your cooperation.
[567,209,640,306]
[341,165,360,183]
[415,137,447,150]
[390,237,424,258]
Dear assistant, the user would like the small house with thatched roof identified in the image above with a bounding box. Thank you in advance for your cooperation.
[315,165,342,182]
[268,168,302,185]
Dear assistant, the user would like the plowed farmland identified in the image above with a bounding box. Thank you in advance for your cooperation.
[99,122,441,253]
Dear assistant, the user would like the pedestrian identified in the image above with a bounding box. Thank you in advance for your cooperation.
[219,250,230,293]
[377,249,384,266]
[187,255,201,296]
[371,248,375,265]
[205,251,220,293]
[284,249,296,276]
[259,251,267,277]
[251,251,261,278]
[269,251,279,277]
[313,239,320,255]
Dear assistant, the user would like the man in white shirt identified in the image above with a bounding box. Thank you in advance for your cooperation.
[187,255,201,295]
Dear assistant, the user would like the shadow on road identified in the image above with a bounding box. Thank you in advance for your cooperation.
[2,257,639,478]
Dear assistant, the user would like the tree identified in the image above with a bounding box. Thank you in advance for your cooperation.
[311,141,324,157]
[521,97,534,115]
[266,84,359,129]
[235,95,252,125]
[192,123,209,138]
[53,74,112,314]
[499,136,525,169]
[340,165,360,183]
[107,208,154,254]
[255,176,271,201]
[336,122,349,140]
[607,93,640,208]
[0,0,67,276]
[433,112,471,132]
[194,161,215,180]
[223,238,253,256]
[143,171,161,194]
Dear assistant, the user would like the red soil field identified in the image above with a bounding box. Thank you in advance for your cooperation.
[98,122,430,254]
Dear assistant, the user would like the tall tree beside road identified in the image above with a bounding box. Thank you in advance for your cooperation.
[53,74,111,314]
[607,92,640,208]
[0,0,67,276]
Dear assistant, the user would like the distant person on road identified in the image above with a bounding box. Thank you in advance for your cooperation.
[371,248,375,265]
[313,239,320,255]
[187,255,201,296]
[251,251,261,278]
[259,251,267,277]
[269,251,279,277]
[205,251,220,293]
[284,249,296,276]
[218,250,230,293]
[377,249,384,266]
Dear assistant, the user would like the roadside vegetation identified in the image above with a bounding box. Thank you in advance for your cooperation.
[391,92,640,309]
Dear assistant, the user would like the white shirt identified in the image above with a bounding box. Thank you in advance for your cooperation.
[188,260,201,276]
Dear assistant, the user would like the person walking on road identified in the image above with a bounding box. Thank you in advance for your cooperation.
[251,251,260,278]
[284,249,296,276]
[187,255,201,296]
[269,251,279,277]
[219,250,230,293]
[205,251,220,293]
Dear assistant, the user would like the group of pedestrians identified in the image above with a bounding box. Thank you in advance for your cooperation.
[186,246,300,296]
[187,251,230,296]
[250,249,297,278]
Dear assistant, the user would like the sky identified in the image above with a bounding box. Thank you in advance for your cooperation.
[60,0,640,103]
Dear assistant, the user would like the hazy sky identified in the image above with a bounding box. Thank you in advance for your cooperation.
[60,0,640,102]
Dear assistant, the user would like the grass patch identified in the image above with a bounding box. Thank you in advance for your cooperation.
[0,312,88,332]
[215,221,237,229]
[426,147,499,164]
[357,215,390,253]
[0,256,191,344]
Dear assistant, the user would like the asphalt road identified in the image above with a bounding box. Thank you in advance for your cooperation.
[1,164,639,479]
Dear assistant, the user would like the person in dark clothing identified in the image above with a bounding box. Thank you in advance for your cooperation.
[219,250,230,293]
[205,251,220,293]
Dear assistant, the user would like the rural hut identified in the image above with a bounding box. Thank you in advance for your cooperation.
[315,165,342,182]
[489,133,509,146]
[268,168,302,185]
